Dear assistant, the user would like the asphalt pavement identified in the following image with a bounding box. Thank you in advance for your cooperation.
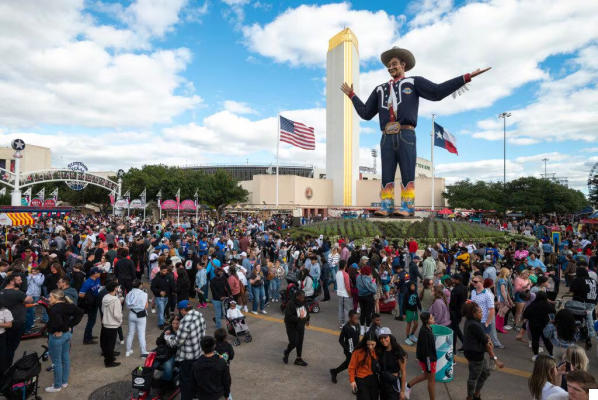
[9,287,598,400]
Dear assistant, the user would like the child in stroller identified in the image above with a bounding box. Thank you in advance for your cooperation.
[280,272,321,314]
[224,298,252,346]
[561,295,593,350]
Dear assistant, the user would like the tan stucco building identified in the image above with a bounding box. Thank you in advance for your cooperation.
[239,174,445,217]
[0,144,52,173]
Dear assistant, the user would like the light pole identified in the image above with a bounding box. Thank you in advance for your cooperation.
[542,158,549,178]
[498,112,511,184]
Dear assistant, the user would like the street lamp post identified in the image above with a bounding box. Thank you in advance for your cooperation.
[542,158,549,178]
[498,112,512,184]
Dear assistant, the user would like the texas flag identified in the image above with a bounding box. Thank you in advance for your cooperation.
[434,122,458,155]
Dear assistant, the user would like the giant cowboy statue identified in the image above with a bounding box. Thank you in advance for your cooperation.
[341,47,490,217]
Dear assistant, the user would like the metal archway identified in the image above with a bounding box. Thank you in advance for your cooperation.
[19,169,119,193]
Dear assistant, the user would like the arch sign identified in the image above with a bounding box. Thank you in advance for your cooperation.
[20,169,118,192]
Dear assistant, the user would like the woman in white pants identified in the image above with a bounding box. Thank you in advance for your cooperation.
[125,279,149,357]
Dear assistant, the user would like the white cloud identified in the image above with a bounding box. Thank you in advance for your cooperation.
[360,126,376,134]
[471,46,598,144]
[0,1,201,128]
[436,154,595,192]
[220,0,251,29]
[407,0,453,28]
[360,0,598,117]
[242,3,401,66]
[581,147,598,153]
[223,100,258,115]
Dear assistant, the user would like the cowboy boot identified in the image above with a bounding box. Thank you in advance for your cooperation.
[374,183,395,217]
[393,181,415,217]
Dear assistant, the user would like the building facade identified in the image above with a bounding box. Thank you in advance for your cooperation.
[0,144,52,173]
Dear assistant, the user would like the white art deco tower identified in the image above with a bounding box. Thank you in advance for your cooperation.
[326,28,360,206]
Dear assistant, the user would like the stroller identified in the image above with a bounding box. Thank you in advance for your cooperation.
[0,345,48,400]
[279,273,321,314]
[222,297,252,346]
[131,351,180,400]
[379,293,398,316]
[561,295,592,350]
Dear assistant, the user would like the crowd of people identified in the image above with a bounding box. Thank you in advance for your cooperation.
[0,212,597,399]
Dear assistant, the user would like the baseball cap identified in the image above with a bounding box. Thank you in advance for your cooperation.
[378,327,392,336]
[49,253,57,259]
[413,255,421,260]
[177,300,191,309]
[241,252,247,257]
[90,267,102,275]
[361,255,369,261]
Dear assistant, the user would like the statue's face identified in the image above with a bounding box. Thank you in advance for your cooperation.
[387,57,405,78]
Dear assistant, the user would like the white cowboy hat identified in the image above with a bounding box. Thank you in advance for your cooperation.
[380,47,416,71]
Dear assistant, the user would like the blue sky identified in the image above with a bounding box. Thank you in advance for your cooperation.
[0,0,597,192]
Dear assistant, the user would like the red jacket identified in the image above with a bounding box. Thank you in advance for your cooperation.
[408,240,418,253]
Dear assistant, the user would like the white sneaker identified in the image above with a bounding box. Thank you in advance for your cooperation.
[261,310,267,314]
[504,325,512,330]
[120,340,125,345]
[405,338,414,346]
[410,334,418,343]
[532,355,538,362]
[405,385,411,399]
[45,386,61,393]
[62,383,68,388]
[126,350,134,357]
[151,309,156,314]
[243,306,248,312]
[252,311,258,315]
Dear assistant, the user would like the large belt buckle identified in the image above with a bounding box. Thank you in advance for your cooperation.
[384,122,401,134]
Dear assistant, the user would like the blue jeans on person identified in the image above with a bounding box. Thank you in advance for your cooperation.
[251,285,265,312]
[25,296,39,333]
[155,297,168,327]
[41,287,49,323]
[83,306,98,343]
[247,283,254,301]
[264,279,270,304]
[270,278,281,300]
[586,303,596,337]
[381,129,416,188]
[162,356,176,381]
[213,300,223,329]
[398,291,406,316]
[48,331,72,388]
[329,266,339,290]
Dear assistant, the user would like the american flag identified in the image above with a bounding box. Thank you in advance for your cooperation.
[279,115,315,150]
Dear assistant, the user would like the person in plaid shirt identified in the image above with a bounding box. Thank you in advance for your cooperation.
[165,300,206,400]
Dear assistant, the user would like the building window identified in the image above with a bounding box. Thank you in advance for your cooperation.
[0,159,5,170]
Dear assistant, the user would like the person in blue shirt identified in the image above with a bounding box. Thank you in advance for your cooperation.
[527,253,547,273]
[79,268,102,344]
[485,243,501,264]
[198,236,208,257]
[341,46,489,217]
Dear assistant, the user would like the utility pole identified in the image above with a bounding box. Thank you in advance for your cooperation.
[542,158,549,178]
[371,149,378,174]
[498,112,512,184]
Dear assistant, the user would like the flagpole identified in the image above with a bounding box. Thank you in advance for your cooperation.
[431,114,435,212]
[276,112,280,206]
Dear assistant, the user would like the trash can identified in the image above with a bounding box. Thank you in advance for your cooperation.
[431,325,454,383]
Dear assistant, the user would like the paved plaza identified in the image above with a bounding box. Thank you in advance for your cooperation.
[11,288,598,400]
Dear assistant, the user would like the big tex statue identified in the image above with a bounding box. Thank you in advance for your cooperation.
[342,47,490,217]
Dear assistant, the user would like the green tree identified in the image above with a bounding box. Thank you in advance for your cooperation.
[442,179,505,210]
[444,177,589,215]
[0,193,10,205]
[200,170,248,213]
